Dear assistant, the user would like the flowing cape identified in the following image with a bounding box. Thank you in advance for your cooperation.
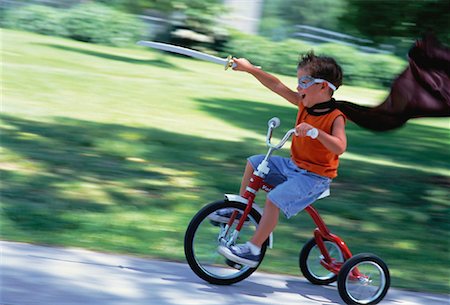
[335,34,450,131]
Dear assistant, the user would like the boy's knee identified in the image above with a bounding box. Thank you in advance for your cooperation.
[247,154,265,170]
[246,160,254,170]
[265,198,279,210]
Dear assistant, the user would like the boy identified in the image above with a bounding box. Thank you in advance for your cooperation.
[217,51,347,268]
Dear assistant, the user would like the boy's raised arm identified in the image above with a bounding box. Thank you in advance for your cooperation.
[233,58,300,106]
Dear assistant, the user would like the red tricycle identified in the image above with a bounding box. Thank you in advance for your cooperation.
[184,118,390,305]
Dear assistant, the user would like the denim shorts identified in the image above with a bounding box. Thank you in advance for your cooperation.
[248,155,331,219]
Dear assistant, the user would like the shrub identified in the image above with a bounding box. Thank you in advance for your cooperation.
[2,3,146,47]
[224,33,271,65]
[224,33,311,76]
[62,3,146,47]
[263,39,314,75]
[2,5,67,37]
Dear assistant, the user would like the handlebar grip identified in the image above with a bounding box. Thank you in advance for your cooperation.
[268,117,281,128]
[306,128,319,139]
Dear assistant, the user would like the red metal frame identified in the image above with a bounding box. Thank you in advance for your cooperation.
[305,206,353,274]
[227,170,355,276]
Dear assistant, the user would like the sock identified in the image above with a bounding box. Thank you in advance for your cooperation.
[246,241,261,255]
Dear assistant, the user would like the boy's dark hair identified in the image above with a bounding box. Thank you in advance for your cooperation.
[297,51,343,90]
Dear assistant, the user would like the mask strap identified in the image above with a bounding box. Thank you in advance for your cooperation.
[315,79,337,91]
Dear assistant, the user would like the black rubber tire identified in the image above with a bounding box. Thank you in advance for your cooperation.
[184,200,268,285]
[337,253,390,305]
[299,237,343,285]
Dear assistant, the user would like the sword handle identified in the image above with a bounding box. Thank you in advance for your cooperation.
[225,55,261,70]
[225,55,234,70]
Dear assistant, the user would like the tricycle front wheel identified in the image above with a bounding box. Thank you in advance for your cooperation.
[337,253,390,305]
[184,200,268,285]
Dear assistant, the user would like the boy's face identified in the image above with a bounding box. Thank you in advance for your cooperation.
[297,68,333,108]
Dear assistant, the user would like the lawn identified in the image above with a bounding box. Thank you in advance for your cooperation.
[1,29,449,293]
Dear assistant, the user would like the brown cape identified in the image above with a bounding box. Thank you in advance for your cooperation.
[335,34,450,131]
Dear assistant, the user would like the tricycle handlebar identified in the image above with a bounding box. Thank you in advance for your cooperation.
[265,117,317,150]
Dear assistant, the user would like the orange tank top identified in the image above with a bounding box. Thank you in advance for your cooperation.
[291,104,345,179]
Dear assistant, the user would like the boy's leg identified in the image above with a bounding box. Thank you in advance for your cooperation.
[239,161,254,196]
[240,155,287,196]
[217,197,279,267]
[240,159,280,246]
[250,198,279,247]
[217,156,286,267]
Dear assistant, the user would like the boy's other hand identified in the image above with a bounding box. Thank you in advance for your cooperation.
[232,58,255,72]
[295,122,315,137]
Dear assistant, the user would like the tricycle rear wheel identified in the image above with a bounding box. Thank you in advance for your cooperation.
[299,237,344,285]
[337,253,390,305]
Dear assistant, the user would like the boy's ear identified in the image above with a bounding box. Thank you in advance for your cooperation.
[324,83,333,92]
[323,83,334,95]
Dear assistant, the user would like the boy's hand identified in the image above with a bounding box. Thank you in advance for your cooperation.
[232,58,256,72]
[295,122,316,137]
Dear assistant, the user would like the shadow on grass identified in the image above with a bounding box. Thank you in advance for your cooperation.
[39,43,185,70]
[0,114,258,234]
[1,112,449,292]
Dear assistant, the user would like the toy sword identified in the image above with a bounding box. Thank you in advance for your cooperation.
[137,41,236,70]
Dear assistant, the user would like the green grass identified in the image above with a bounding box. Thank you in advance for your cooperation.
[1,29,449,293]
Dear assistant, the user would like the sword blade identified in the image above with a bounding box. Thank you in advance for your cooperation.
[137,41,227,66]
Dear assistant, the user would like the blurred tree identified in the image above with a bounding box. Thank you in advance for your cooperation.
[260,0,347,39]
[94,0,222,16]
[278,0,346,30]
[341,0,450,53]
[260,0,448,55]
[93,0,168,13]
[93,0,225,47]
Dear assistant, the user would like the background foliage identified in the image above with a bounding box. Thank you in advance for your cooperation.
[262,0,450,55]
[2,4,68,37]
[3,0,447,87]
[260,0,347,40]
[340,0,450,54]
[2,3,407,89]
[62,2,146,46]
[2,3,146,46]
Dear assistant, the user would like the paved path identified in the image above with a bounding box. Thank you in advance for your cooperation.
[1,241,448,305]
